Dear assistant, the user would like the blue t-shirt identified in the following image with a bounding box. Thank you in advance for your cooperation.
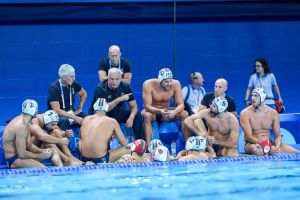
[182,85,206,113]
[248,73,277,104]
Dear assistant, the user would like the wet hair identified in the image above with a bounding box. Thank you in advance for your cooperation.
[252,58,271,74]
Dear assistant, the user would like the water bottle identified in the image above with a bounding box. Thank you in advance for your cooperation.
[171,140,176,157]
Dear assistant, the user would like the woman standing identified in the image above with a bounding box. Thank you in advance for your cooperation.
[244,58,283,108]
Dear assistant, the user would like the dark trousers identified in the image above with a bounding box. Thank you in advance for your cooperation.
[108,110,145,141]
[58,112,87,131]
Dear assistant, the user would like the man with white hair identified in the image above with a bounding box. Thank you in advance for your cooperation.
[89,68,145,141]
[47,64,87,130]
[240,88,299,156]
[198,78,237,116]
[98,45,132,84]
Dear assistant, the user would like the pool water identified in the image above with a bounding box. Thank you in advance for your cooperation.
[0,160,300,200]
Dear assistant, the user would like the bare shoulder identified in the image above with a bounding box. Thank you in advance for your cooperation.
[143,79,156,87]
[199,109,210,119]
[266,105,279,118]
[172,79,182,88]
[105,116,118,124]
[227,112,239,123]
[82,115,92,123]
[240,106,251,117]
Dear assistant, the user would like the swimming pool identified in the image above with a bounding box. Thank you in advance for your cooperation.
[0,156,300,200]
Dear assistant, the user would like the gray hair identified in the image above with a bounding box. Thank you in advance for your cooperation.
[58,64,75,77]
[108,68,123,77]
[108,45,121,53]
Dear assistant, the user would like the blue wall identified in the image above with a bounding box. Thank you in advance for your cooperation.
[1,1,300,125]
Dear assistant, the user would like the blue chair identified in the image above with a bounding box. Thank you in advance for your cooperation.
[151,121,159,140]
[176,131,185,152]
[279,128,296,144]
[269,128,296,144]
[159,122,179,145]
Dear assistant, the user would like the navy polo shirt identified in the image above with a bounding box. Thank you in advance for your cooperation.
[47,80,82,111]
[98,58,131,77]
[201,92,236,112]
[89,81,135,116]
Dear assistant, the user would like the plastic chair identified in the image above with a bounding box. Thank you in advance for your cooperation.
[280,128,296,144]
[158,122,179,145]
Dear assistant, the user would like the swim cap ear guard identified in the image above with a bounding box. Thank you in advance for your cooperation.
[148,139,163,154]
[252,88,266,103]
[44,110,59,125]
[131,139,148,155]
[93,98,109,112]
[22,99,38,117]
[158,68,173,82]
[152,146,169,162]
[185,136,207,152]
[212,97,228,113]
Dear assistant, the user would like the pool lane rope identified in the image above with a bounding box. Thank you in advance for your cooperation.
[1,154,300,176]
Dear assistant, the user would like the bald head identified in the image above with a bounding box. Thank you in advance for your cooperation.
[108,45,121,66]
[214,78,228,97]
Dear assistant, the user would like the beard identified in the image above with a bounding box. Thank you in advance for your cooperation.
[210,109,218,117]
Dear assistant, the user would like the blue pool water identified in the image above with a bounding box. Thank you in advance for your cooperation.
[0,159,300,200]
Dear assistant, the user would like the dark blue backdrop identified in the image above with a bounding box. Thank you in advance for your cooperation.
[1,1,300,125]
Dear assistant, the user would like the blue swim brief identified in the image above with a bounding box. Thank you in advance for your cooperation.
[81,152,110,164]
[6,155,18,168]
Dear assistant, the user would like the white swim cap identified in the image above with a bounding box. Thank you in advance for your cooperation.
[22,99,38,117]
[152,146,169,162]
[252,88,266,103]
[43,110,59,125]
[93,98,109,112]
[212,97,228,113]
[158,68,173,82]
[185,136,207,152]
[148,139,163,153]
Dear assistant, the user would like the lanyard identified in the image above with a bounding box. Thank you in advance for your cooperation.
[59,79,72,110]
[192,87,203,105]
